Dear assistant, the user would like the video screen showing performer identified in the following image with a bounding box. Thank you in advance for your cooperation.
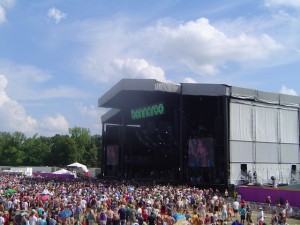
[107,145,119,166]
[188,137,214,167]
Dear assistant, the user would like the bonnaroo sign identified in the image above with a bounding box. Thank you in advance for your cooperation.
[131,103,164,120]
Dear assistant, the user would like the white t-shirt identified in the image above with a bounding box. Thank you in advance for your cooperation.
[257,210,264,221]
[0,216,5,225]
[233,201,239,210]
[22,201,29,210]
[29,215,38,225]
[80,199,87,209]
[137,207,142,215]
[222,204,227,213]
[6,200,12,209]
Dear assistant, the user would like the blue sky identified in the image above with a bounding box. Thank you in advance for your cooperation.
[0,0,299,137]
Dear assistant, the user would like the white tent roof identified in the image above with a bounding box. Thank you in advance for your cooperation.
[52,169,75,175]
[67,162,88,172]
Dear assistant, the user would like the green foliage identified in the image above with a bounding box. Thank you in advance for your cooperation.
[0,127,102,167]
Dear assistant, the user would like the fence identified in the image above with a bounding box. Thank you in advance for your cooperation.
[225,198,300,219]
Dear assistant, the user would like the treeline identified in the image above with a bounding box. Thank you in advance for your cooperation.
[0,127,102,168]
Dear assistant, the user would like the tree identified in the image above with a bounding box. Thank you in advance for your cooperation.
[50,134,78,166]
[22,135,52,166]
[69,127,91,165]
[0,127,103,168]
[0,132,26,166]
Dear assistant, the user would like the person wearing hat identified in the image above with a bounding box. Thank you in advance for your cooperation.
[257,206,264,225]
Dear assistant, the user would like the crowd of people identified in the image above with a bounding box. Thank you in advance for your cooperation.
[0,175,294,225]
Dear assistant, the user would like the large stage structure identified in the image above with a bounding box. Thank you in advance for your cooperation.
[98,79,300,187]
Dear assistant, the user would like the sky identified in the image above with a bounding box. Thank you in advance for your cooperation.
[0,0,299,137]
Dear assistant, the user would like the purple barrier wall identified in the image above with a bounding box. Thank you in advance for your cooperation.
[237,186,300,208]
[33,172,75,179]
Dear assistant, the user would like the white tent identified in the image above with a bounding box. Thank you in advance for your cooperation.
[67,162,88,172]
[52,169,75,175]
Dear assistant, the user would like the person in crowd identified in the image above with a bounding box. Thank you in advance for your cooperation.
[3,211,9,225]
[276,197,281,209]
[227,203,233,221]
[156,214,164,225]
[189,210,198,225]
[265,196,271,206]
[270,210,278,225]
[0,212,5,225]
[253,171,257,182]
[239,205,246,225]
[148,212,156,225]
[106,207,114,225]
[232,199,239,218]
[231,219,241,225]
[256,207,264,225]
[112,213,120,225]
[118,205,126,225]
[0,174,297,225]
[247,171,252,183]
[74,202,82,224]
[98,208,107,225]
[87,209,96,225]
[224,189,228,199]
[221,202,227,221]
[29,210,38,225]
[245,204,252,224]
[284,200,291,218]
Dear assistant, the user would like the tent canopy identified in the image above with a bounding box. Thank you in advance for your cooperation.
[52,169,75,175]
[67,162,88,172]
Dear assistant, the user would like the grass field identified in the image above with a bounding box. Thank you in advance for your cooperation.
[234,211,300,225]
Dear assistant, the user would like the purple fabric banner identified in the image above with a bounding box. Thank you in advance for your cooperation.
[33,172,75,179]
[238,186,300,208]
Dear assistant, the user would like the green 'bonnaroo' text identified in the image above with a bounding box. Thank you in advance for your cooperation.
[131,103,164,120]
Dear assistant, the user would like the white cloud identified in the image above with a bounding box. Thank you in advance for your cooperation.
[0,0,15,25]
[0,0,14,8]
[76,103,100,119]
[147,18,283,75]
[48,7,67,24]
[265,0,300,8]
[39,114,69,136]
[79,56,109,82]
[39,86,87,100]
[183,77,197,83]
[0,74,38,135]
[0,60,86,100]
[279,85,297,96]
[0,73,70,137]
[76,16,284,82]
[75,103,105,135]
[111,58,170,83]
[0,6,6,24]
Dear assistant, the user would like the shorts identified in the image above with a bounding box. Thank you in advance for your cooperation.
[74,214,82,221]
[241,215,245,220]
[233,209,238,213]
[99,220,107,225]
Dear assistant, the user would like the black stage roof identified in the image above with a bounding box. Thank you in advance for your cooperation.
[99,79,300,124]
